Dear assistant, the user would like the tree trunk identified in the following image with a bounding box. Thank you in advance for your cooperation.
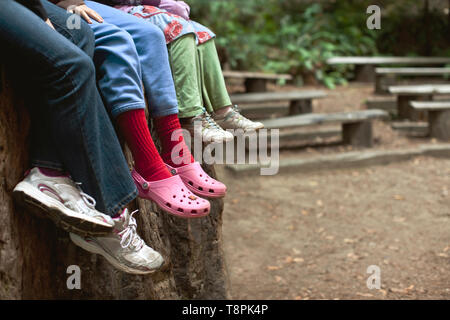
[423,0,431,56]
[0,66,229,299]
[448,0,450,43]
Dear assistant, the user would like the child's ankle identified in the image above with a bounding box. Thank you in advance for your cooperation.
[214,106,232,116]
[162,150,194,168]
[37,167,68,177]
[137,164,172,182]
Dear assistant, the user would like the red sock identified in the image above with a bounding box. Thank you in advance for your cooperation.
[153,113,194,168]
[116,109,171,182]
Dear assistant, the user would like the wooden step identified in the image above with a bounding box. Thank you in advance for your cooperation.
[389,84,450,95]
[327,56,450,65]
[231,90,327,104]
[410,101,450,110]
[391,121,429,135]
[239,104,289,119]
[261,109,388,130]
[409,101,450,140]
[376,67,450,76]
[245,127,342,150]
[223,70,292,80]
[366,96,397,114]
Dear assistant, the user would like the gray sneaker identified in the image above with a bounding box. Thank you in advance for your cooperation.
[13,167,114,236]
[181,112,234,143]
[213,105,264,132]
[69,209,164,274]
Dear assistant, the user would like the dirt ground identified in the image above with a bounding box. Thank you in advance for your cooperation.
[219,82,450,300]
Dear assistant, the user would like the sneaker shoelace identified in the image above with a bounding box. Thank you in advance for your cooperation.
[74,182,97,215]
[225,105,250,125]
[202,112,222,131]
[119,210,144,250]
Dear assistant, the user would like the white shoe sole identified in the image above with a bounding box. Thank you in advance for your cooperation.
[13,181,113,236]
[181,126,234,144]
[223,124,265,133]
[69,233,164,275]
[212,134,234,143]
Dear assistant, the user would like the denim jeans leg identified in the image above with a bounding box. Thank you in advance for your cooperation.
[89,20,147,118]
[30,1,97,170]
[85,1,179,118]
[1,0,137,216]
[27,100,65,171]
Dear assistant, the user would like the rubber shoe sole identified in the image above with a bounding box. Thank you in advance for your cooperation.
[70,233,165,275]
[13,182,113,237]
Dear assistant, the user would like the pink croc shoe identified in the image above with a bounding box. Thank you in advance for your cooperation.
[132,169,210,218]
[166,162,227,198]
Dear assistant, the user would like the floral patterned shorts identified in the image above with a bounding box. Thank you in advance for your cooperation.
[116,5,216,45]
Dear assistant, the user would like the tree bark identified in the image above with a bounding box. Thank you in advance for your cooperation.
[0,66,229,300]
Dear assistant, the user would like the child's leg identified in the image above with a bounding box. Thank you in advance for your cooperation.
[87,15,195,169]
[166,34,233,143]
[196,38,264,132]
[167,34,204,118]
[116,109,172,181]
[196,39,232,114]
[85,1,179,119]
[153,115,227,198]
[88,20,172,182]
[85,15,213,215]
[7,0,137,221]
[153,113,193,168]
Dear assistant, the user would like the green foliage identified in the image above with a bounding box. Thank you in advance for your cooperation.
[267,1,379,88]
[188,0,449,88]
[377,1,450,57]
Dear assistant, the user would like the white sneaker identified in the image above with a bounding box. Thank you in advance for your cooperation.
[69,209,164,274]
[181,112,234,143]
[213,105,264,132]
[13,167,114,236]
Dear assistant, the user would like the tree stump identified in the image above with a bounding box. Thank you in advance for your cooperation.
[0,66,229,299]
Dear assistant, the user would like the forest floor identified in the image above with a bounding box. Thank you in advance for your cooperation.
[218,82,450,299]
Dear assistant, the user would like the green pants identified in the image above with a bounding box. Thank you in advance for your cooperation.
[167,34,231,118]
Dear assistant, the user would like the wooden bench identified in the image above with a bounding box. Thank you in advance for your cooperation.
[410,101,450,140]
[366,96,397,115]
[375,67,450,93]
[327,56,450,82]
[231,90,326,116]
[388,84,450,120]
[260,109,388,147]
[223,70,292,93]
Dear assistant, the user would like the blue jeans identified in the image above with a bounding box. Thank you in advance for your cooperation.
[1,0,137,216]
[84,1,179,119]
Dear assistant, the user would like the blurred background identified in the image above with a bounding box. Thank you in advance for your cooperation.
[198,0,450,300]
[189,0,450,88]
